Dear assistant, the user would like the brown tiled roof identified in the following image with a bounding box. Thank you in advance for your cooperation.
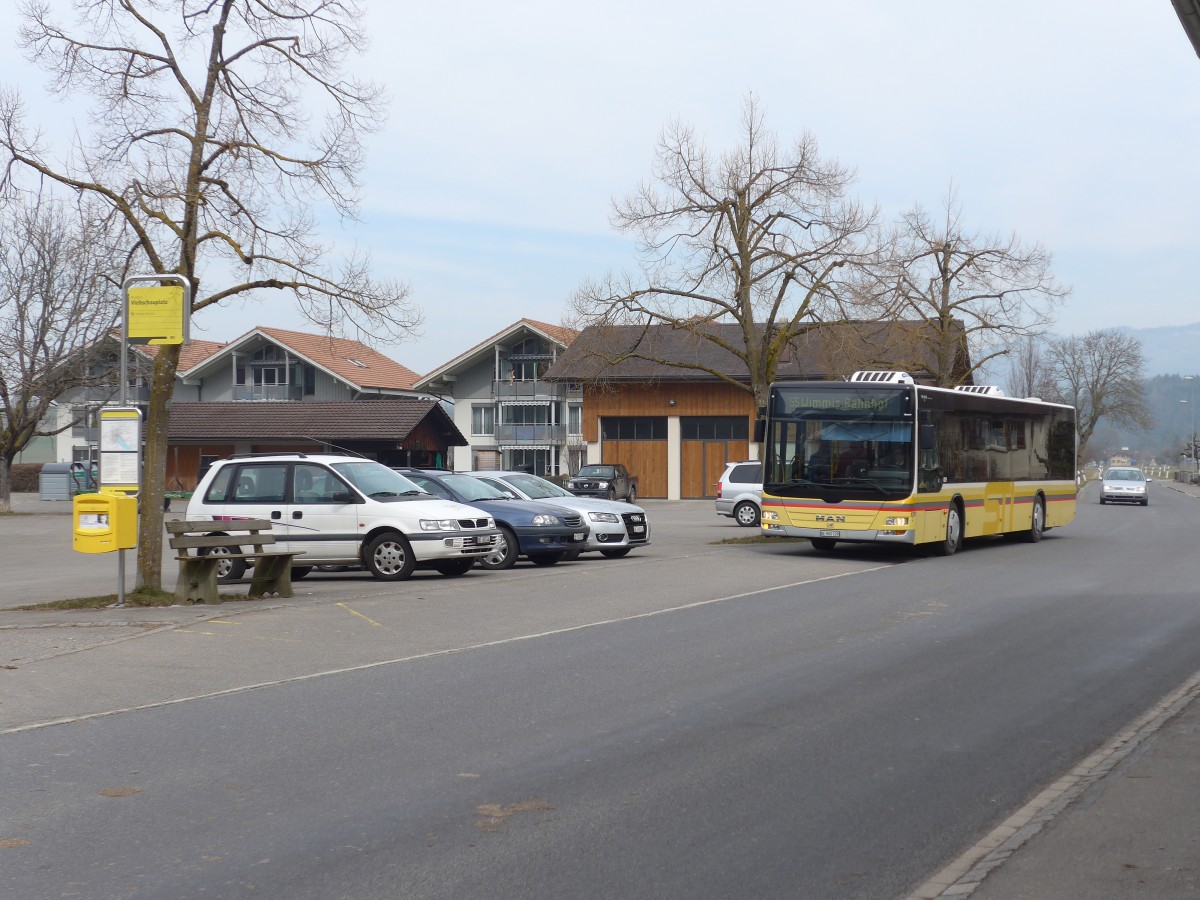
[415,318,578,387]
[168,399,466,445]
[254,327,420,391]
[134,339,226,370]
[522,318,577,347]
[542,320,972,385]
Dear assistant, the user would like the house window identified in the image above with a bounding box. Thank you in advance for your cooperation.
[503,405,549,426]
[509,360,538,381]
[680,416,750,440]
[568,404,582,435]
[507,337,549,382]
[601,417,667,440]
[198,455,220,482]
[505,448,551,475]
[472,405,495,435]
[251,345,288,387]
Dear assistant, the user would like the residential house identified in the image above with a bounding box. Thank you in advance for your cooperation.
[52,326,466,492]
[413,319,580,475]
[47,335,224,466]
[542,320,973,499]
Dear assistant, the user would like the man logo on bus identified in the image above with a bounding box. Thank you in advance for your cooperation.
[814,514,847,523]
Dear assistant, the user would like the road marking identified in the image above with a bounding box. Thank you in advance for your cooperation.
[906,667,1200,898]
[336,602,385,628]
[2,565,892,735]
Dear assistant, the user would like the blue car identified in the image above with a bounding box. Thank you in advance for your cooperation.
[396,469,589,569]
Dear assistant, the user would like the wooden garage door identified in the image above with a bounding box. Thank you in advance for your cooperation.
[682,440,749,498]
[601,441,668,498]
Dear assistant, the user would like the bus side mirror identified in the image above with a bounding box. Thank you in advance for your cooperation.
[919,424,937,449]
[753,417,766,443]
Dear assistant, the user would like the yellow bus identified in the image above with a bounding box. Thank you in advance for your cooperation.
[759,371,1077,554]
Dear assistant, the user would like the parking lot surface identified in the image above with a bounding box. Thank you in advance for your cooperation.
[0,494,892,732]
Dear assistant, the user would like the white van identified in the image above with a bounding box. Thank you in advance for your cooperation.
[185,453,500,581]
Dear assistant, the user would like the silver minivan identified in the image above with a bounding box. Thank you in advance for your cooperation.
[715,461,762,526]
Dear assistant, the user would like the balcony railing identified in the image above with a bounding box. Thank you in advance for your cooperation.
[494,381,582,401]
[495,424,567,445]
[232,384,304,401]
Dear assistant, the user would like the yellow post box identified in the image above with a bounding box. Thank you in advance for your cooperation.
[73,491,138,553]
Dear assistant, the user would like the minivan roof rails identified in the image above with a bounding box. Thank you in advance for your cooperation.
[228,451,311,459]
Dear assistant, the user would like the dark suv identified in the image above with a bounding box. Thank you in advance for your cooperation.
[397,469,589,569]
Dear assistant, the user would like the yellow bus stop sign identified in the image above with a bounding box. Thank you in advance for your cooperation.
[127,285,186,345]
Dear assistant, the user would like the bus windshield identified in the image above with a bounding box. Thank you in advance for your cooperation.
[764,385,915,500]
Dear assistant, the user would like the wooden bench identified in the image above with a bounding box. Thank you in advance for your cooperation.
[165,519,301,604]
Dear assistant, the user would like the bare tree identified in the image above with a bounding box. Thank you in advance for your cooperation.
[569,95,877,410]
[0,193,122,511]
[3,0,421,589]
[561,434,586,478]
[1043,330,1152,457]
[1005,334,1056,399]
[877,187,1069,386]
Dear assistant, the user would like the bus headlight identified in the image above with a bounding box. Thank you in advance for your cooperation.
[762,510,779,522]
[885,516,910,527]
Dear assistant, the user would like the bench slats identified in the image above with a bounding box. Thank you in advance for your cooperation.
[169,533,277,551]
[165,518,273,535]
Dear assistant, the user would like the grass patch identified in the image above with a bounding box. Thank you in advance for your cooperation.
[16,587,182,611]
[714,534,805,545]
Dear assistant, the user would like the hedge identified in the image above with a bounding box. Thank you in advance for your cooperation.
[11,463,42,493]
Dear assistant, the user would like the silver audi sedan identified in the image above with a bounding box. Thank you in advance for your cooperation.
[467,470,650,558]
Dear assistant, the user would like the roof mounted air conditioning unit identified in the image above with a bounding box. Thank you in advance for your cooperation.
[849,371,915,385]
[954,385,1006,397]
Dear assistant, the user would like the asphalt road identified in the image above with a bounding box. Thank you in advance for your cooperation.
[3,486,1200,899]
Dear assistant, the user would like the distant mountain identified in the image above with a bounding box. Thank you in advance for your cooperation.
[1114,323,1200,377]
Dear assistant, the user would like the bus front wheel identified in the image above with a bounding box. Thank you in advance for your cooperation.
[932,504,962,557]
[1023,497,1046,543]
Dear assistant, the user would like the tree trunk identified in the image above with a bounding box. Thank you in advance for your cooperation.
[135,344,182,590]
[0,455,12,514]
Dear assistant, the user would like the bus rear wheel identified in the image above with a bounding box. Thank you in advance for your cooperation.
[931,504,962,557]
[809,538,837,551]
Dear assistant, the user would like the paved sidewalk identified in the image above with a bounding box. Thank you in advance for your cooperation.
[915,476,1200,899]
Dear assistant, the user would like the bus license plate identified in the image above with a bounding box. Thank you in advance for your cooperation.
[819,530,841,537]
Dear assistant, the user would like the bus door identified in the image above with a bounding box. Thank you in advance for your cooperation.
[915,416,948,544]
[983,418,1015,535]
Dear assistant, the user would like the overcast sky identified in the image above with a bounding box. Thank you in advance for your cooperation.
[7,1,1200,377]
